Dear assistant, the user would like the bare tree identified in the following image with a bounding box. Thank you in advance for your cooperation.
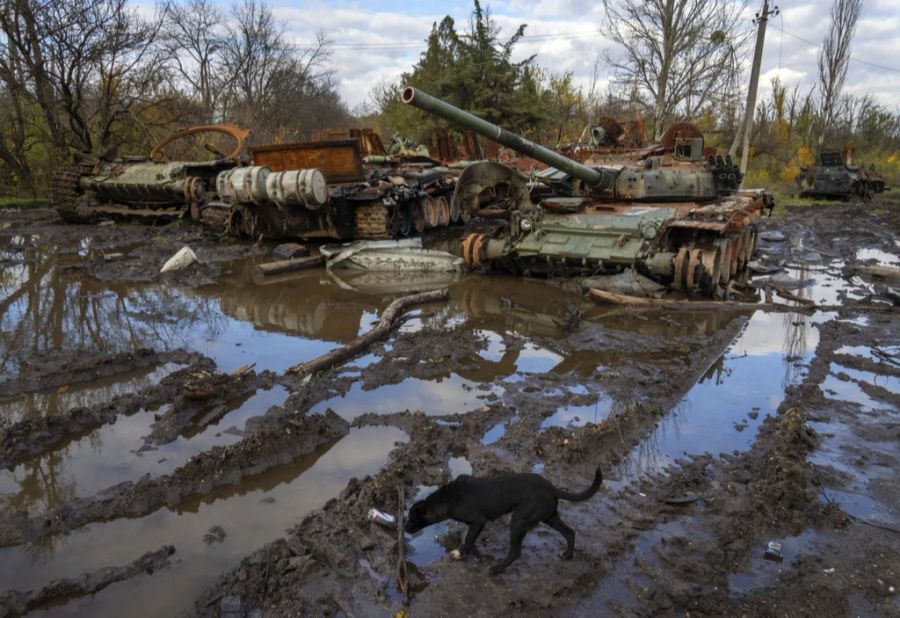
[816,0,862,146]
[219,0,342,141]
[162,0,226,120]
[601,0,750,139]
[0,0,166,155]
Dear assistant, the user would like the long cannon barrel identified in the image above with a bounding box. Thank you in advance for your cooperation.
[401,86,613,189]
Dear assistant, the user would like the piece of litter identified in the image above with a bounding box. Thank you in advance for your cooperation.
[764,541,783,562]
[160,246,197,273]
[823,567,835,574]
[368,508,397,529]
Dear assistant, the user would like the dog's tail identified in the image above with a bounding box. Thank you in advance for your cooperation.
[553,466,603,502]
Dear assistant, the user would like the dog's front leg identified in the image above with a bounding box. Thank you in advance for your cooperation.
[461,521,485,558]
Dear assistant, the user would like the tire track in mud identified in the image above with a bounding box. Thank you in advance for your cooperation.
[0,407,349,546]
[0,545,175,617]
[0,352,213,470]
[0,348,185,398]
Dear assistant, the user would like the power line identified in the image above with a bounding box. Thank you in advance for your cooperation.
[310,29,605,50]
[779,28,900,73]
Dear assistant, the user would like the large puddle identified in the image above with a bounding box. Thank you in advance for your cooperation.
[0,425,406,617]
[3,222,895,613]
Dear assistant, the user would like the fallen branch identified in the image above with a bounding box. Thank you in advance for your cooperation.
[856,264,900,281]
[287,288,449,376]
[255,255,323,277]
[585,288,893,313]
[773,285,815,306]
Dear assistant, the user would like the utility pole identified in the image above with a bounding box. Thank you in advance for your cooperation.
[739,1,779,177]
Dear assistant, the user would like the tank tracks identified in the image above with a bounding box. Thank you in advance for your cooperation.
[50,166,91,223]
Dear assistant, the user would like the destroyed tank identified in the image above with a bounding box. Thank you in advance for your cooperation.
[401,86,773,297]
[795,150,887,199]
[222,135,460,240]
[50,125,249,225]
[50,124,462,240]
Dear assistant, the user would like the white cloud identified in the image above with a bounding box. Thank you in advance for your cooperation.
[147,0,900,111]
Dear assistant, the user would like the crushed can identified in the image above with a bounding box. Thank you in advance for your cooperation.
[764,541,784,562]
[368,508,397,529]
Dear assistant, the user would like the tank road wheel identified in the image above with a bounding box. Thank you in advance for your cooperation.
[685,248,703,293]
[728,233,742,276]
[436,196,451,227]
[461,233,489,269]
[716,237,732,286]
[421,196,439,229]
[391,204,413,237]
[698,243,723,297]
[673,246,691,291]
[412,200,426,234]
[448,195,461,223]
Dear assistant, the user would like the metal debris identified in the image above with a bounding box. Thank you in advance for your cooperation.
[321,239,462,272]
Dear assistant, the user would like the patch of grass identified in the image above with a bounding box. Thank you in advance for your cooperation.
[0,195,51,209]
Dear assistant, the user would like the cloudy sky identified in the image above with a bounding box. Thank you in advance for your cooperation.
[135,0,897,112]
[260,0,900,112]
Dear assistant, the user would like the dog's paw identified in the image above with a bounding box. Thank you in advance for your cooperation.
[560,550,574,561]
[488,564,504,576]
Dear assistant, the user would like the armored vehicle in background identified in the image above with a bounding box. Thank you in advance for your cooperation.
[402,86,772,298]
[50,124,463,240]
[795,150,887,199]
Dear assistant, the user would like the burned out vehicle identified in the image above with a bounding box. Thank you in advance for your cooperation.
[795,150,887,199]
[50,125,250,225]
[51,125,462,240]
[401,87,772,298]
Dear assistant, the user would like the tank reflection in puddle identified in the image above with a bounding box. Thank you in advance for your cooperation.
[0,426,406,617]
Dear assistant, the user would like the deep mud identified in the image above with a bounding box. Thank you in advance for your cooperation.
[1,199,898,616]
[0,545,175,617]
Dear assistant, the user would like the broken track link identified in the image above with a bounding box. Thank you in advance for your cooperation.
[354,203,394,239]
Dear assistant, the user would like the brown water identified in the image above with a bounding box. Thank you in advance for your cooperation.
[2,224,896,616]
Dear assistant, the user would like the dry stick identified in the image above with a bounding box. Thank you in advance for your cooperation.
[585,288,893,313]
[396,485,410,606]
[773,285,816,307]
[287,288,449,376]
[255,255,323,277]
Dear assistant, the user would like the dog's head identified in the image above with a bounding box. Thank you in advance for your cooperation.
[405,500,430,534]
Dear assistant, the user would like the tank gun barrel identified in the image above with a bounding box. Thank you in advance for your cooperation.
[401,86,613,189]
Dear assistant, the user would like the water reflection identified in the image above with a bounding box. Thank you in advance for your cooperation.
[0,426,406,618]
[614,305,820,480]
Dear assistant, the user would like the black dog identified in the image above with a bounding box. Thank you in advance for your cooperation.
[405,466,602,574]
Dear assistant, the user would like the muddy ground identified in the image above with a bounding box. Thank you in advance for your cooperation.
[0,197,897,617]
